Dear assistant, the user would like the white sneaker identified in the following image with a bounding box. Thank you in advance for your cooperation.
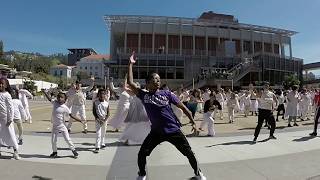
[136,175,146,180]
[13,152,20,160]
[193,172,206,180]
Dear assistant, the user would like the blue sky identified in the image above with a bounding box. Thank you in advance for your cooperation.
[1,0,320,64]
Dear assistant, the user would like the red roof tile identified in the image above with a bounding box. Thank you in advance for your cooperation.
[83,54,110,61]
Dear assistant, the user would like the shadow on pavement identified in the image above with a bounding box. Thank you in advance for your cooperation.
[292,136,317,142]
[20,154,49,159]
[205,138,271,147]
[32,175,52,180]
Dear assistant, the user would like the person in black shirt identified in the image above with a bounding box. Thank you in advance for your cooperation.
[199,92,222,136]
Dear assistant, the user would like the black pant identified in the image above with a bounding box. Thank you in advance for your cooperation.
[276,104,285,120]
[254,108,276,138]
[138,130,200,176]
[313,107,320,133]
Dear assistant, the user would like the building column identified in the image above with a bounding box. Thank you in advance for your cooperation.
[138,18,141,54]
[152,21,155,54]
[205,27,208,56]
[280,35,285,58]
[261,34,265,54]
[251,30,255,55]
[124,21,128,54]
[192,24,195,55]
[271,34,274,54]
[166,18,169,54]
[289,37,293,59]
[180,20,182,55]
[240,30,244,58]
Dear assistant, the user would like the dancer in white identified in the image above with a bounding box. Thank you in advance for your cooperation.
[119,84,151,145]
[276,90,286,121]
[0,78,20,160]
[11,89,27,145]
[18,86,33,123]
[216,88,225,120]
[199,92,221,136]
[242,91,251,117]
[68,79,94,133]
[226,92,239,123]
[92,89,110,153]
[108,77,132,130]
[42,89,82,158]
[299,88,311,121]
[286,85,300,127]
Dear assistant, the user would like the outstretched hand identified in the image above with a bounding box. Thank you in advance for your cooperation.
[130,51,136,64]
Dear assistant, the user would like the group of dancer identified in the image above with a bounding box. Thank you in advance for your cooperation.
[2,52,320,180]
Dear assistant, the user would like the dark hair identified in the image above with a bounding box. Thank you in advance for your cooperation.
[57,92,67,100]
[292,85,299,91]
[97,88,106,95]
[11,88,19,99]
[145,73,158,84]
[0,78,13,95]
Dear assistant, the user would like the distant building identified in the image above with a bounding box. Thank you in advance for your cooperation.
[76,54,110,80]
[67,48,97,66]
[104,11,303,88]
[50,64,74,79]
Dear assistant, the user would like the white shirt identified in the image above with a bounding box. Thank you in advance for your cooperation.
[202,91,211,102]
[12,99,26,120]
[0,92,14,123]
[71,91,86,106]
[277,94,285,104]
[19,89,33,107]
[51,100,71,127]
[94,100,109,120]
[181,91,190,102]
[258,90,276,110]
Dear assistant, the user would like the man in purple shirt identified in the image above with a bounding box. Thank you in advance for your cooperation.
[127,52,206,180]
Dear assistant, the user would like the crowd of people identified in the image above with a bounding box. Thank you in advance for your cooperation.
[1,52,320,180]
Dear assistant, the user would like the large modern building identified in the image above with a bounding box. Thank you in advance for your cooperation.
[104,11,303,88]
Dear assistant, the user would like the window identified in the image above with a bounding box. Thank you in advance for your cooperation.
[176,68,184,79]
[54,70,57,76]
[60,70,63,76]
[85,67,87,70]
[95,66,98,70]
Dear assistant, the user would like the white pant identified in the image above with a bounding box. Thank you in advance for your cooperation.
[51,126,75,152]
[228,107,235,122]
[24,105,32,122]
[68,105,87,130]
[95,120,107,149]
[200,112,215,136]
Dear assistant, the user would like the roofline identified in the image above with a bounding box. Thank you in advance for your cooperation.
[103,15,297,36]
[67,48,98,54]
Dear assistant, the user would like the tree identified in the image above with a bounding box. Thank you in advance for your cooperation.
[23,80,36,93]
[283,74,300,89]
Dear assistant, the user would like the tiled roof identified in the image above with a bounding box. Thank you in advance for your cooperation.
[82,54,110,61]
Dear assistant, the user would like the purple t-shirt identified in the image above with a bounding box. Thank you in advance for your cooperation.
[137,89,181,134]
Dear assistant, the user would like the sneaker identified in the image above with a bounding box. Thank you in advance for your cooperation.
[288,123,292,127]
[82,129,88,134]
[136,175,146,180]
[293,123,299,126]
[206,134,214,137]
[13,152,20,160]
[192,172,207,180]
[252,137,257,144]
[269,135,277,140]
[300,119,304,121]
[310,132,317,136]
[72,150,78,158]
[18,139,23,145]
[101,144,106,149]
[93,148,99,154]
[49,152,58,158]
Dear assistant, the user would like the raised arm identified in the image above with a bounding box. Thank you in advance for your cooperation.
[127,52,139,95]
[42,89,52,102]
[109,78,122,94]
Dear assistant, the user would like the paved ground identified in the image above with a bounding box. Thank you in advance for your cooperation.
[1,100,320,180]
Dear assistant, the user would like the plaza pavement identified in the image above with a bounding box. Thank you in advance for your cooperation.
[1,100,320,180]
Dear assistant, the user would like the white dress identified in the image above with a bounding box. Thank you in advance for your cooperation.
[285,91,300,117]
[119,96,151,145]
[0,92,18,149]
[108,82,131,129]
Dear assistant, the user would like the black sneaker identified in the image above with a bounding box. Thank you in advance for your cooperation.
[293,123,299,126]
[93,148,99,154]
[309,132,317,136]
[49,152,58,158]
[18,139,23,145]
[252,137,257,144]
[101,144,106,149]
[269,135,277,140]
[288,123,292,127]
[72,150,78,158]
[300,119,304,121]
